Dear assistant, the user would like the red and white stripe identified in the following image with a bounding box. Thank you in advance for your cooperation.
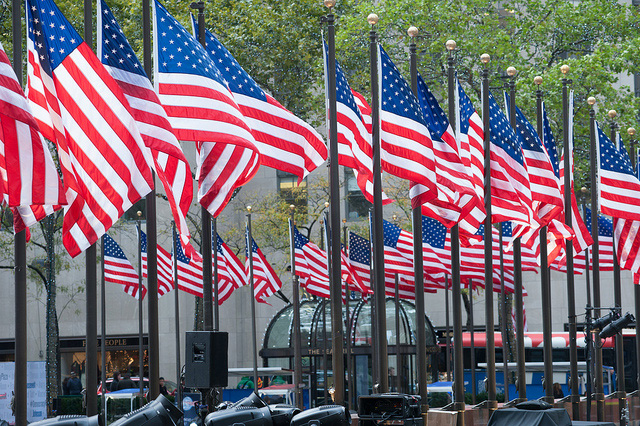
[216,240,247,304]
[142,243,174,297]
[248,244,282,303]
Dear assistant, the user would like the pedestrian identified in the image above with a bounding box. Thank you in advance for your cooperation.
[110,371,121,392]
[67,372,83,395]
[117,373,136,390]
[159,377,168,396]
[553,382,564,399]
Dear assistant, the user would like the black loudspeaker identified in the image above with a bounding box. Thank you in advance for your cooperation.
[185,331,229,388]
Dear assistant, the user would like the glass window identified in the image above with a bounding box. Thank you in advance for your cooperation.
[344,168,371,220]
[277,171,307,212]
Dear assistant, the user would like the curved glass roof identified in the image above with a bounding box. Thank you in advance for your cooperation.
[263,298,437,351]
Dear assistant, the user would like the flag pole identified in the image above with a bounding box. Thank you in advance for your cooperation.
[83,0,98,413]
[506,67,526,402]
[480,53,497,411]
[588,96,605,421]
[446,41,465,419]
[627,127,640,396]
[289,208,304,410]
[213,218,219,330]
[445,275,451,382]
[246,207,259,395]
[561,65,579,418]
[609,111,627,426]
[581,192,594,421]
[343,219,354,408]
[469,280,476,404]
[498,223,509,402]
[367,12,388,395]
[535,76,554,404]
[172,223,182,416]
[407,26,428,412]
[12,0,27,422]
[137,214,145,396]
[142,0,160,399]
[323,0,345,404]
[100,237,107,422]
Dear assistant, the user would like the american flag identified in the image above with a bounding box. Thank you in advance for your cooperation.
[215,233,247,304]
[378,45,438,206]
[579,207,614,271]
[292,223,330,298]
[103,234,146,300]
[0,42,65,221]
[140,230,173,297]
[26,0,154,257]
[487,92,537,234]
[246,233,282,303]
[597,123,640,221]
[382,219,415,276]
[174,231,204,297]
[153,0,260,218]
[323,42,389,205]
[98,0,196,259]
[505,93,563,226]
[456,80,486,241]
[416,74,482,229]
[197,23,327,180]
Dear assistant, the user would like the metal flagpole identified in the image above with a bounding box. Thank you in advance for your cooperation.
[172,223,182,416]
[609,111,627,426]
[561,66,579,418]
[367,12,388,394]
[445,277,451,382]
[137,215,145,396]
[581,191,594,421]
[100,238,107,421]
[12,0,27,422]
[368,212,380,389]
[323,0,345,404]
[469,280,476,404]
[628,128,640,396]
[343,219,354,408]
[498,223,509,402]
[534,76,554,403]
[320,215,329,403]
[84,0,99,414]
[588,96,605,421]
[481,53,497,411]
[289,207,304,410]
[213,218,219,330]
[446,41,465,421]
[141,0,159,398]
[246,207,259,395]
[506,67,526,403]
[407,26,428,412]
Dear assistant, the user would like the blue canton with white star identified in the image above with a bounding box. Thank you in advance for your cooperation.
[27,0,83,74]
[584,207,613,238]
[457,80,476,135]
[382,219,402,249]
[293,226,309,250]
[140,229,148,253]
[193,18,267,102]
[504,93,544,154]
[349,232,370,266]
[421,216,446,249]
[417,74,449,141]
[542,105,560,178]
[174,229,191,264]
[598,124,635,176]
[100,0,146,77]
[104,234,129,260]
[323,40,363,120]
[379,45,426,125]
[489,91,524,165]
[155,0,224,82]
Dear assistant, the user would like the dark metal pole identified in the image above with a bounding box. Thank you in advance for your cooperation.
[498,223,509,402]
[446,41,465,420]
[172,223,182,417]
[141,0,159,399]
[100,238,107,420]
[445,278,451,382]
[368,13,388,394]
[408,26,428,412]
[12,2,27,423]
[469,280,477,404]
[246,208,259,395]
[190,1,213,334]
[561,68,579,418]
[84,0,98,415]
[343,219,354,408]
[481,53,497,411]
[629,131,640,395]
[289,208,304,410]
[320,215,329,403]
[324,4,345,404]
[535,77,554,404]
[213,218,219,330]
[609,114,627,426]
[395,273,401,392]
[588,96,605,421]
[506,69,526,402]
[137,217,144,396]
[581,194,593,421]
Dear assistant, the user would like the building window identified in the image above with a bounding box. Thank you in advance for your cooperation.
[124,199,146,221]
[277,171,307,211]
[345,168,370,220]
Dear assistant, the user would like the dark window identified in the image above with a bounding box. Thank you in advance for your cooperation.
[344,168,370,220]
[277,171,307,211]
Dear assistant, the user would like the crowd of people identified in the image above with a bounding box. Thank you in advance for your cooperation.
[61,370,173,396]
